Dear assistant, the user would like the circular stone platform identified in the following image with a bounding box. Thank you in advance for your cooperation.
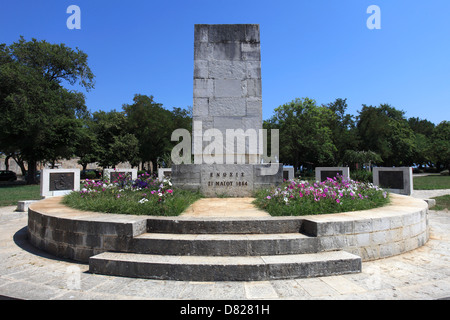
[27,194,429,281]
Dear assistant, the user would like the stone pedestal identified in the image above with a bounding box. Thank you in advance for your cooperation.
[373,167,413,195]
[40,168,80,197]
[172,163,283,197]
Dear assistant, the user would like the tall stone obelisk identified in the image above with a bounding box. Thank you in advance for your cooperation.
[192,24,263,165]
[171,24,282,197]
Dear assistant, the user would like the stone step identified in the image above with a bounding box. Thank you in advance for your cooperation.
[131,232,319,256]
[146,217,305,234]
[89,250,362,281]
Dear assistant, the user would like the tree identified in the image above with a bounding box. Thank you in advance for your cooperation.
[408,117,436,168]
[123,94,191,171]
[89,110,139,169]
[0,37,94,184]
[324,98,359,165]
[342,150,383,170]
[430,121,450,171]
[75,114,100,171]
[356,104,415,166]
[265,97,336,172]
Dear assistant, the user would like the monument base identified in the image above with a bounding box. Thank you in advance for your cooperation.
[171,163,283,197]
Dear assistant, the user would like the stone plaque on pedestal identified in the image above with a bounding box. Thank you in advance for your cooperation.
[373,167,412,195]
[49,172,75,191]
[103,169,137,182]
[315,167,350,182]
[41,168,80,197]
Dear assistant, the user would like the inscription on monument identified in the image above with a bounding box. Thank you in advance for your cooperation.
[206,172,248,187]
[378,171,404,189]
[200,164,254,197]
[49,173,75,191]
[320,170,343,182]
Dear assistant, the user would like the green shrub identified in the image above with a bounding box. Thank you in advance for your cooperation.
[351,170,373,183]
[85,171,96,179]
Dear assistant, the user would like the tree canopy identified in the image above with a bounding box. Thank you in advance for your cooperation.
[265,98,449,174]
[0,37,94,183]
[1,36,447,183]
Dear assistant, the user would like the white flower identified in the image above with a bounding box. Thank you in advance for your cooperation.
[138,198,149,204]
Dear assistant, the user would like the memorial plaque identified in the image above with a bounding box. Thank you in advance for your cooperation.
[320,170,343,182]
[378,171,404,189]
[315,167,349,183]
[283,170,289,180]
[49,173,75,191]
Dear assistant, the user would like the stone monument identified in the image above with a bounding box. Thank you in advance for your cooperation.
[40,168,80,197]
[373,167,413,195]
[171,24,283,197]
[315,167,350,182]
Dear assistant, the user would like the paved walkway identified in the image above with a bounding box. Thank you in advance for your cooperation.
[0,192,449,300]
[412,189,450,200]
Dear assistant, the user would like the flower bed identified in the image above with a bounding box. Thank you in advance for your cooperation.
[62,172,202,216]
[253,175,390,216]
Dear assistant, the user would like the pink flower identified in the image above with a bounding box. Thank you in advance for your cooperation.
[336,199,340,204]
[167,189,173,194]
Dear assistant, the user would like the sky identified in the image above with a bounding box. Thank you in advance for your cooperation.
[1,0,449,124]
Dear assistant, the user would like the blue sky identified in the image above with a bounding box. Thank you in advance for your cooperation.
[1,0,449,124]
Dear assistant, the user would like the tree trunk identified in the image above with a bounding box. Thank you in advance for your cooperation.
[4,155,11,171]
[12,155,27,177]
[26,160,38,185]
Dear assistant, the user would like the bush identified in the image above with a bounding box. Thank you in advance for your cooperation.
[351,170,373,183]
[85,170,97,179]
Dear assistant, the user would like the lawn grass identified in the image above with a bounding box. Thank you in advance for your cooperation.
[431,194,450,211]
[413,175,450,190]
[0,184,41,207]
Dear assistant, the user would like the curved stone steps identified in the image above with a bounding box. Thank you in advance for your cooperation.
[89,250,362,281]
[131,232,319,256]
[146,217,304,234]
